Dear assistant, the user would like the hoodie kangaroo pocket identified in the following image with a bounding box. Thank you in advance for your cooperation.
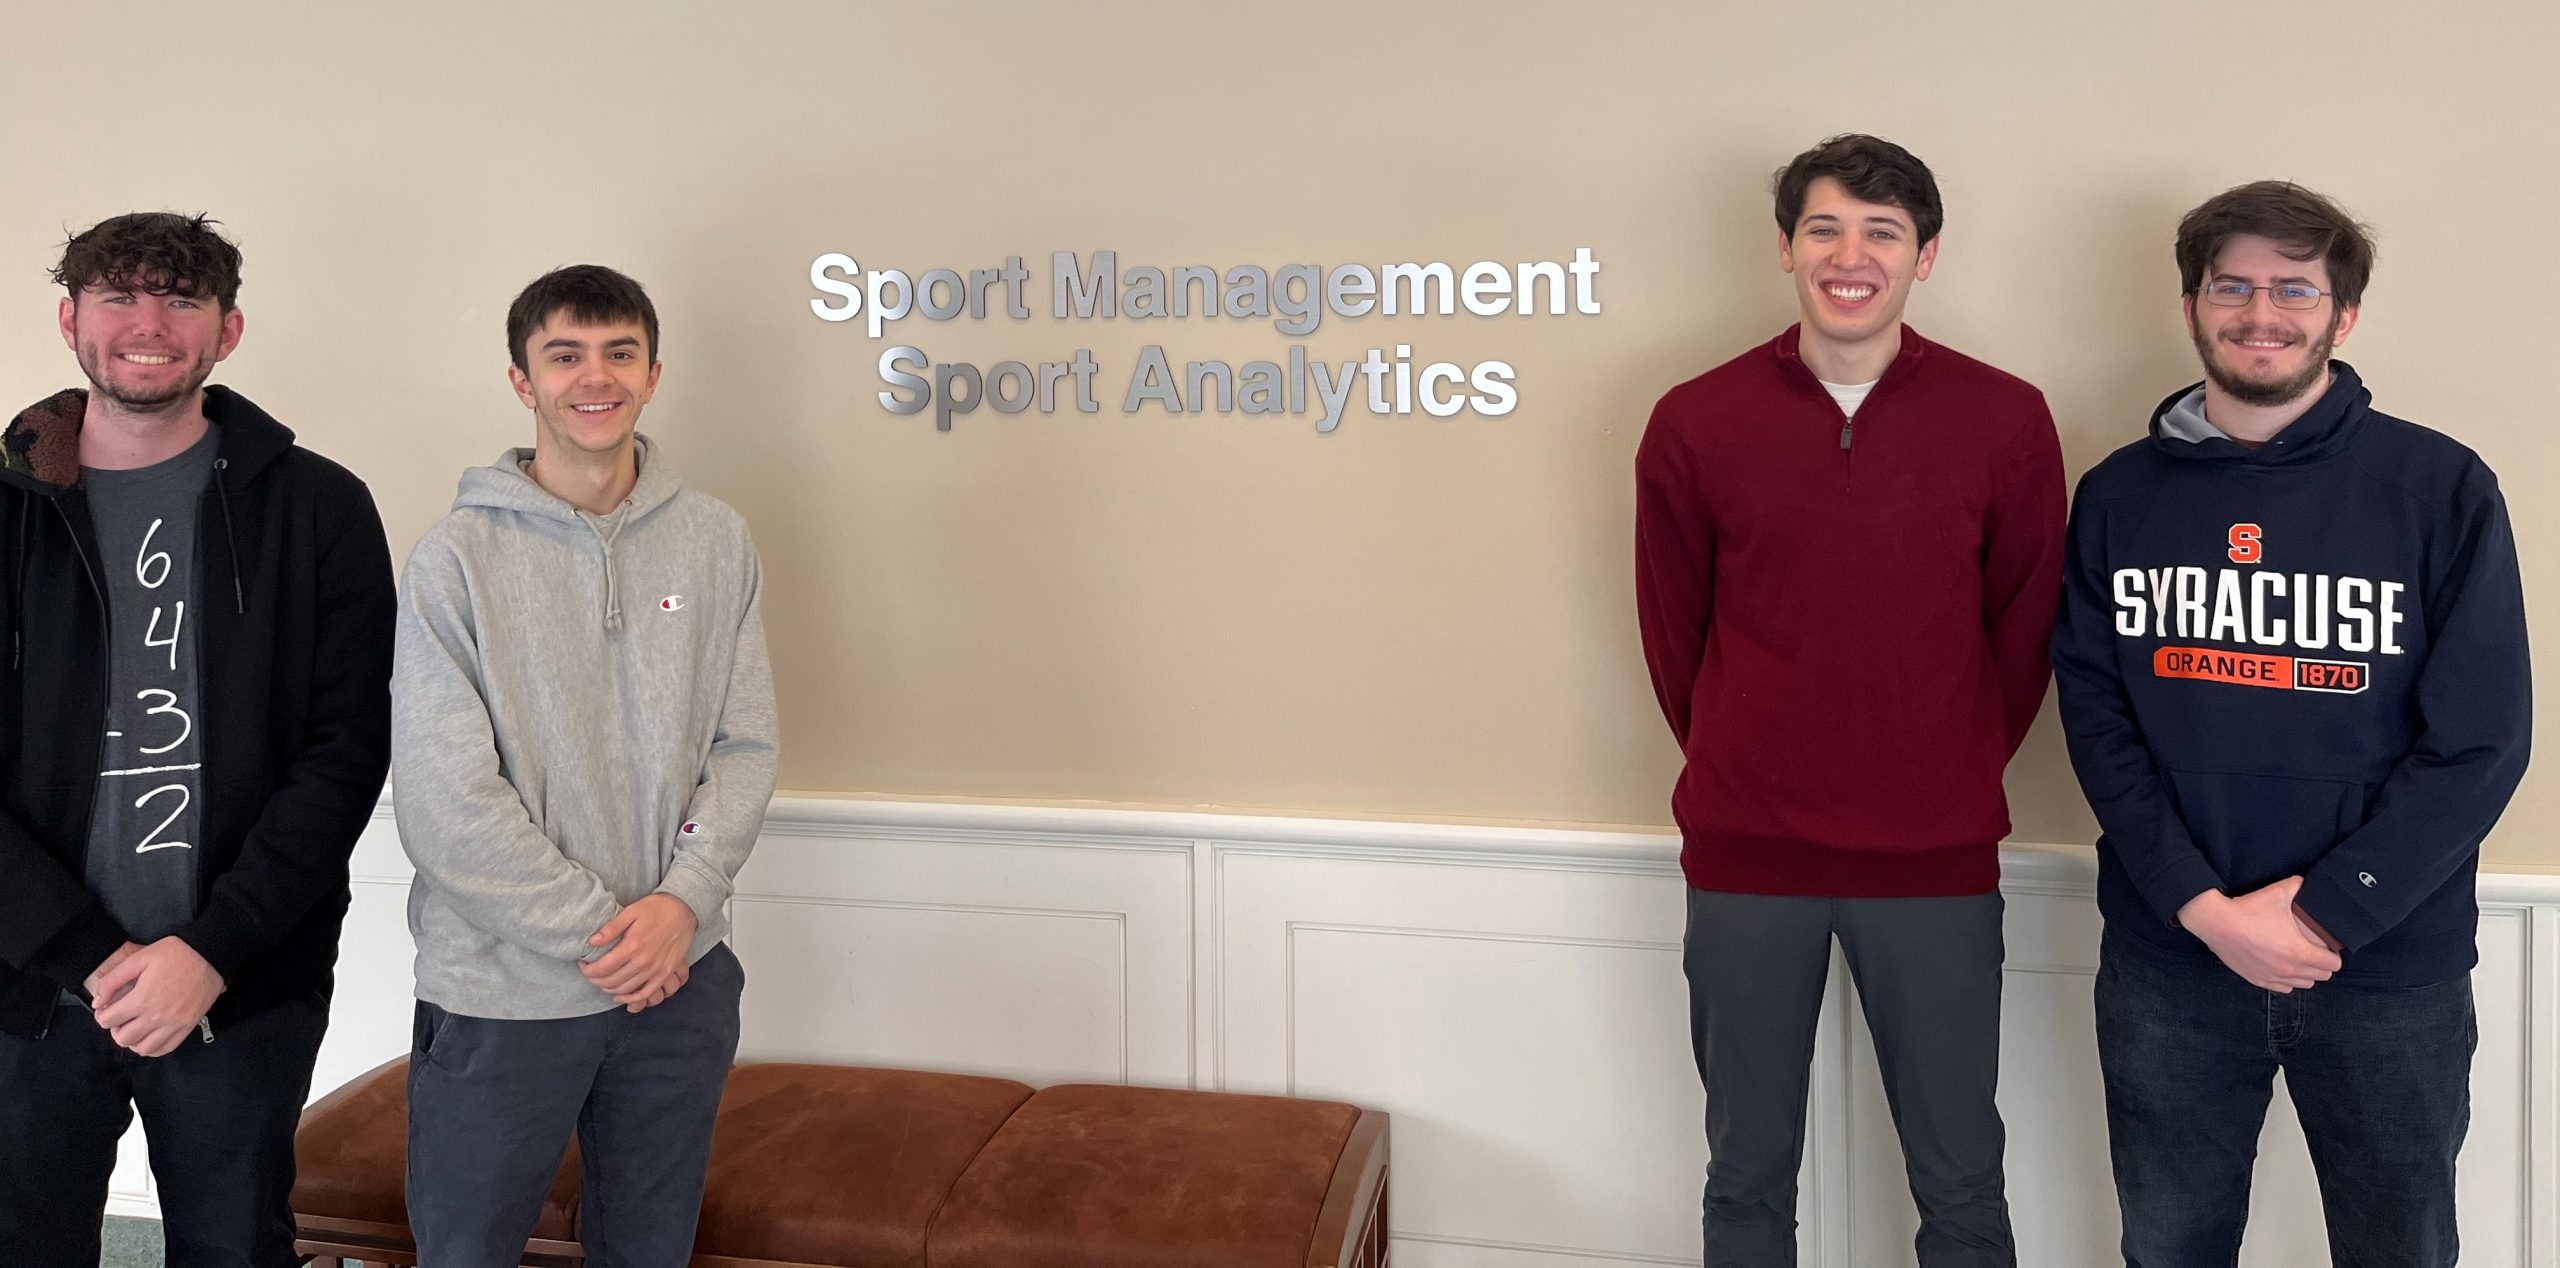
[2160,767,2376,892]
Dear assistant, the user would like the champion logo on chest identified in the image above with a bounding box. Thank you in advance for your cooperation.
[658,595,686,612]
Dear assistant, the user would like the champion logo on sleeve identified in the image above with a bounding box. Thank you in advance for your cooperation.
[659,596,686,612]
[681,821,702,836]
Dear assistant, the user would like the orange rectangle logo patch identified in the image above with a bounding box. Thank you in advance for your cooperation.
[2152,646,2295,689]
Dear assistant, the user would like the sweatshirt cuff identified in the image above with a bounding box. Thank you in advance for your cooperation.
[2134,851,2227,931]
[2295,867,2389,953]
[655,860,730,927]
[24,906,131,997]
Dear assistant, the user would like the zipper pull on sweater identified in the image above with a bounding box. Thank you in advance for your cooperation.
[1840,419,1854,450]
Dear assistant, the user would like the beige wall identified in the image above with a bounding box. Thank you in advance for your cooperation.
[5,2,2552,860]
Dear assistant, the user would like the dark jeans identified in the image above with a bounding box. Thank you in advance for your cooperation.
[407,942,745,1268]
[0,993,328,1268]
[1684,888,2014,1268]
[2095,932,2474,1267]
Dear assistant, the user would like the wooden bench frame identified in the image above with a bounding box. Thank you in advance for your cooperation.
[296,1214,581,1268]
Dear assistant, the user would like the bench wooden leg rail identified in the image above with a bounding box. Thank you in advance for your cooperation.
[1310,1109,1392,1268]
[294,1226,583,1268]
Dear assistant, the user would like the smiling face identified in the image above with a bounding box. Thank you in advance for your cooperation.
[2184,233,2358,408]
[58,285,242,414]
[508,313,660,461]
[1779,176,1938,367]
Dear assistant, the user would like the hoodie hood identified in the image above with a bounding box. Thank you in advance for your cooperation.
[1,390,84,492]
[3,384,295,495]
[454,434,680,630]
[2146,360,2370,467]
[454,433,679,520]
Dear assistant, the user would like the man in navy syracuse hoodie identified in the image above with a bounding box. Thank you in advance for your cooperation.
[2052,182,2529,1264]
[1636,135,2064,1267]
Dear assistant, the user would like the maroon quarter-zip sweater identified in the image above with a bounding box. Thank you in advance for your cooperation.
[1634,325,2065,896]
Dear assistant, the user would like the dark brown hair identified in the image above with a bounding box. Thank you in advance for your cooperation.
[2175,181,2376,307]
[506,264,660,371]
[51,212,244,311]
[1772,134,1944,245]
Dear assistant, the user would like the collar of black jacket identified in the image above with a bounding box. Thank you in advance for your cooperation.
[2,384,297,495]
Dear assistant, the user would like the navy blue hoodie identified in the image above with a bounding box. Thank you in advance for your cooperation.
[2052,362,2530,986]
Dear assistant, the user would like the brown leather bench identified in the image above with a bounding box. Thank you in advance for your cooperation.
[292,1058,1390,1268]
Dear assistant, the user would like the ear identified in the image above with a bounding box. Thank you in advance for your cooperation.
[508,361,538,409]
[1914,234,1941,282]
[213,307,245,363]
[2331,304,2360,348]
[58,296,76,352]
[639,360,662,405]
[1778,225,1798,274]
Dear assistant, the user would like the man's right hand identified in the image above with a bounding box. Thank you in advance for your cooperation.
[84,941,144,1006]
[612,960,688,1012]
[2179,877,2342,992]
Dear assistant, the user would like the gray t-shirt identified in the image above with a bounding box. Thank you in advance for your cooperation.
[82,424,218,944]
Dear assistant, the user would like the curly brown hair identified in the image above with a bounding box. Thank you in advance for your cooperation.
[51,212,244,311]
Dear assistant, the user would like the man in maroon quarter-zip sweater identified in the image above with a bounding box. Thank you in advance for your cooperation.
[1635,134,2065,1268]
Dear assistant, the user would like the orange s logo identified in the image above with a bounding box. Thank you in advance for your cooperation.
[2227,523,2263,564]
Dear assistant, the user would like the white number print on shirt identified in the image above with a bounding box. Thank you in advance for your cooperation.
[99,517,197,854]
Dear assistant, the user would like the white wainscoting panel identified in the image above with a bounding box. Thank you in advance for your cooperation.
[726,826,1193,1086]
[1214,845,1707,1265]
[100,797,2560,1268]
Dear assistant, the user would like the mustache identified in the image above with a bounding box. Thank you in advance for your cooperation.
[2220,325,2300,344]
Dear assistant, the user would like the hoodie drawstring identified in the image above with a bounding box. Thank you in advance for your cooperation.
[584,502,632,631]
[211,459,244,615]
[9,496,27,669]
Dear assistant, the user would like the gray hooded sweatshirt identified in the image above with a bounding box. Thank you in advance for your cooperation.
[392,437,777,1019]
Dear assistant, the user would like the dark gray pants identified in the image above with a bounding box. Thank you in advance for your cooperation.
[407,943,744,1268]
[1684,889,2013,1267]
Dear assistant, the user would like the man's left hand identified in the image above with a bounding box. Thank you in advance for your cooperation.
[582,894,698,1003]
[89,939,224,1058]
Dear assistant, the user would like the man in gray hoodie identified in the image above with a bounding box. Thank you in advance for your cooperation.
[392,264,778,1267]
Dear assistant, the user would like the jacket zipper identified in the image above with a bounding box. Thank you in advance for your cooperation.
[190,474,224,1043]
[54,496,112,858]
[53,497,113,1021]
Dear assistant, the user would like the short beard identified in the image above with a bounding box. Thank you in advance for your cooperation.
[2190,310,2338,408]
[79,348,212,416]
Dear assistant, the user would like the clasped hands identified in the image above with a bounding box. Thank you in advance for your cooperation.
[76,894,697,1056]
[84,938,223,1058]
[581,893,697,1012]
[2179,876,2345,993]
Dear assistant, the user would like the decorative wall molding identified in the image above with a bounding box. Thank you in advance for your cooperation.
[104,794,2559,1265]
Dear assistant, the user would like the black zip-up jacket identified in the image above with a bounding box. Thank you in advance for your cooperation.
[2052,362,2530,986]
[0,385,393,1036]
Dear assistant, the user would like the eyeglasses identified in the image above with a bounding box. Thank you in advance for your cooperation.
[2197,280,2330,310]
